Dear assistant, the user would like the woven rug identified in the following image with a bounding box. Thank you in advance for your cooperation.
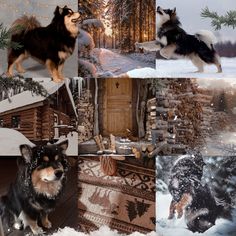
[78,156,155,234]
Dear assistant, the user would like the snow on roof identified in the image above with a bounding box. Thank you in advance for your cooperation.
[0,128,35,156]
[0,78,77,117]
[127,57,236,80]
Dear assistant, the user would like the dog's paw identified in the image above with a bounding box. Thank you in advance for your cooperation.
[42,219,52,229]
[13,220,23,230]
[31,226,45,235]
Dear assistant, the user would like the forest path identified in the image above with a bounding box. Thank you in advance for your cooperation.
[98,48,154,75]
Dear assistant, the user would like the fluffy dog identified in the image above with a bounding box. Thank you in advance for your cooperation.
[7,6,80,82]
[156,6,222,73]
[168,154,231,233]
[0,140,69,235]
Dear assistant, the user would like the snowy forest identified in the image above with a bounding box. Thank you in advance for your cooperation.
[78,0,156,51]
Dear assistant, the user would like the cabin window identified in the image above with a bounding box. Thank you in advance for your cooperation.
[11,115,21,128]
[0,118,3,127]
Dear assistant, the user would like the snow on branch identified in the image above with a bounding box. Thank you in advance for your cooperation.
[81,19,105,30]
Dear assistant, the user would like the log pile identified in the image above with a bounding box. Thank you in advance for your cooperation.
[145,98,157,141]
[145,79,218,152]
[77,89,94,143]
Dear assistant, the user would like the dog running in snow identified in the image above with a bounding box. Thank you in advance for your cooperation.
[7,6,81,83]
[0,140,69,235]
[156,6,222,73]
[168,154,232,233]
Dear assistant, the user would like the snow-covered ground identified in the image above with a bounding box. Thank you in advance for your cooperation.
[127,58,236,79]
[98,48,155,76]
[0,128,34,156]
[156,193,236,236]
[50,226,156,236]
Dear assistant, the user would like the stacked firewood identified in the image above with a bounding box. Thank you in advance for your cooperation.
[77,89,94,143]
[145,79,218,151]
[145,98,157,141]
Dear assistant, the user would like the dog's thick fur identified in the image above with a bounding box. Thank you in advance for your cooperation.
[7,6,80,82]
[168,154,218,233]
[156,6,222,73]
[0,140,69,235]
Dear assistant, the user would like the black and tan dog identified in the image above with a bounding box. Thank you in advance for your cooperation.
[168,154,232,233]
[156,6,222,73]
[7,6,81,82]
[0,140,69,235]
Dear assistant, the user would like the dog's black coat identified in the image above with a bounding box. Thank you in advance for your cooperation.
[156,6,222,72]
[9,7,76,67]
[185,183,219,233]
[168,154,205,202]
[0,141,68,233]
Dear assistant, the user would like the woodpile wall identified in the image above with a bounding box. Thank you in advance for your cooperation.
[145,79,228,153]
[78,89,94,143]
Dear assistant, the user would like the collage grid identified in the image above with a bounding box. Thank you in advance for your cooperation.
[0,0,236,236]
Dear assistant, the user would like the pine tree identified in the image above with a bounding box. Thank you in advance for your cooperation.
[201,7,236,30]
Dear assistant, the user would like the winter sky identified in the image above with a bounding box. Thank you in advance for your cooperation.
[0,0,78,27]
[156,0,236,43]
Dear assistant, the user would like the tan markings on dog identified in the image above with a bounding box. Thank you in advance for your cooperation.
[31,167,63,198]
[41,213,52,229]
[168,200,177,219]
[55,155,59,161]
[58,51,71,60]
[175,193,193,218]
[43,156,49,162]
[15,53,28,73]
[46,59,63,83]
[64,12,80,37]
[58,63,64,79]
[189,54,205,72]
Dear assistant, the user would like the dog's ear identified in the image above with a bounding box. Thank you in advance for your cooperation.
[172,7,176,14]
[19,144,32,163]
[57,140,69,154]
[55,6,64,15]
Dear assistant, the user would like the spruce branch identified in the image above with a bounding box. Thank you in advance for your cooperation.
[0,75,48,102]
[201,7,236,30]
[0,23,22,50]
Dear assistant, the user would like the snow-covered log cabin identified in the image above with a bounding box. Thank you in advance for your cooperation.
[0,78,77,142]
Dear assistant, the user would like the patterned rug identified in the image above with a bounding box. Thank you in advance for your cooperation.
[78,156,155,234]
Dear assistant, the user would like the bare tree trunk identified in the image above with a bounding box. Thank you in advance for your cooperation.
[139,0,143,42]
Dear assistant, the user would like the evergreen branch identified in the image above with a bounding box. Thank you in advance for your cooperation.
[201,7,236,30]
[0,23,23,50]
[0,75,48,101]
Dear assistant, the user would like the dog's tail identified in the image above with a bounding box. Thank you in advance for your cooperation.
[195,30,217,50]
[10,15,41,36]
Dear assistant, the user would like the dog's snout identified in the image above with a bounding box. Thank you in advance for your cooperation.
[55,170,63,179]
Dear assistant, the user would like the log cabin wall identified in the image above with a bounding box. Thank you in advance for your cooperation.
[1,107,39,140]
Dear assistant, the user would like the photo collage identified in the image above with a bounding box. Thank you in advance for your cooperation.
[0,0,236,235]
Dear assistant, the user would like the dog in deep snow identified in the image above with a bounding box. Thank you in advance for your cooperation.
[7,6,80,82]
[168,154,232,233]
[0,140,69,235]
[156,6,222,73]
